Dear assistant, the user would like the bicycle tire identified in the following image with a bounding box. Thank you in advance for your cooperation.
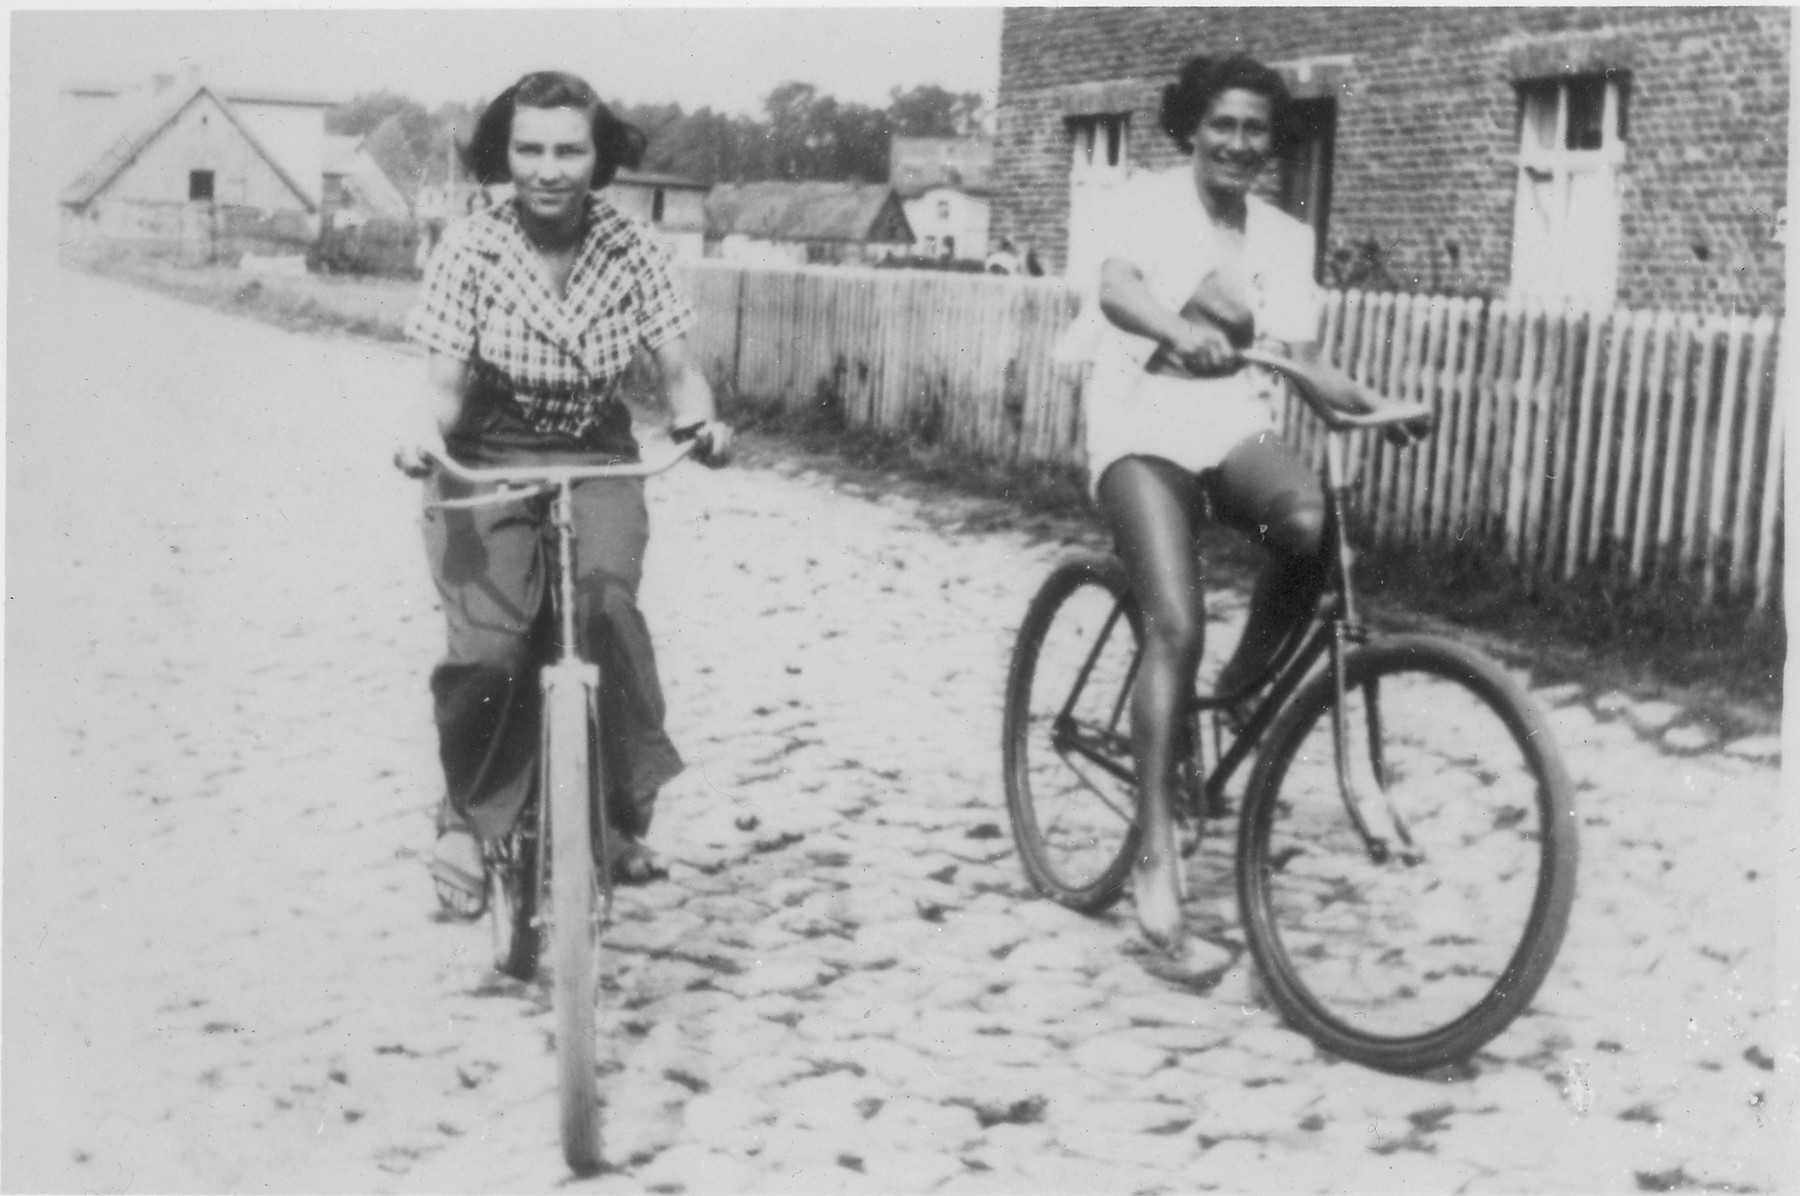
[1237,635,1577,1072]
[542,662,603,1174]
[489,821,541,981]
[1002,554,1143,913]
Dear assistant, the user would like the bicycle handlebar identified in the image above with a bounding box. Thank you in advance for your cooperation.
[1238,348,1433,436]
[424,439,699,488]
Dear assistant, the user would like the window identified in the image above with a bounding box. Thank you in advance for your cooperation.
[1278,98,1337,279]
[936,198,952,221]
[651,187,665,223]
[188,170,215,202]
[1510,72,1628,304]
[1064,113,1132,281]
[1068,113,1129,179]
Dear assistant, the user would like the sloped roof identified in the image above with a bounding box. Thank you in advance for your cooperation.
[61,83,318,212]
[322,134,411,218]
[322,134,364,176]
[65,79,337,107]
[888,135,994,198]
[614,169,709,192]
[705,182,907,243]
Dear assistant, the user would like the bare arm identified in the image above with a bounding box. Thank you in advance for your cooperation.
[652,335,733,464]
[393,353,469,477]
[1099,259,1238,375]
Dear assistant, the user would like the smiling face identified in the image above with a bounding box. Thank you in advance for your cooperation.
[1190,87,1275,199]
[507,105,597,225]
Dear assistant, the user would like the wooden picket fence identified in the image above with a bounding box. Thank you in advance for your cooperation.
[677,261,1785,612]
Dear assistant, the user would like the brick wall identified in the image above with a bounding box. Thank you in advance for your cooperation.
[993,6,1788,313]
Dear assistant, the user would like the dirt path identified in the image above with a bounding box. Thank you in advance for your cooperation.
[4,268,1791,1193]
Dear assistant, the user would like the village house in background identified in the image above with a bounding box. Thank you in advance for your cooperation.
[604,171,711,260]
[991,6,1787,313]
[59,69,343,260]
[321,134,411,229]
[889,135,995,262]
[416,156,709,264]
[704,181,914,267]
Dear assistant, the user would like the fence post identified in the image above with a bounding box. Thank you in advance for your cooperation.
[1561,307,1607,579]
[1502,303,1545,564]
[1753,328,1786,613]
[1677,317,1724,587]
[1728,316,1778,599]
[1605,310,1650,572]
[1627,310,1678,583]
[1702,314,1752,605]
[1651,313,1698,583]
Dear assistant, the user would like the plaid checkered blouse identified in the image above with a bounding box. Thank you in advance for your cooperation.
[405,195,696,441]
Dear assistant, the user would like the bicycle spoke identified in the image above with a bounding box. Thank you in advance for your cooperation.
[1241,638,1575,1069]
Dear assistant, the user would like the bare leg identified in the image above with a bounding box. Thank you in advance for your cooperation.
[1208,433,1327,700]
[1096,456,1205,951]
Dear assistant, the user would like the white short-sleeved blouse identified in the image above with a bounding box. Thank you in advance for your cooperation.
[1057,169,1321,492]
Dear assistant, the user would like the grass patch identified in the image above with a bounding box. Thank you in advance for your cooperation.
[63,243,417,343]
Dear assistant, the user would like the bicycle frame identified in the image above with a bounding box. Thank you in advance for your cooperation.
[426,442,698,869]
[423,441,696,1174]
[1055,350,1433,862]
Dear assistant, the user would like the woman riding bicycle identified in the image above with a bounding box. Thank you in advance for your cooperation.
[1062,53,1406,954]
[393,71,731,916]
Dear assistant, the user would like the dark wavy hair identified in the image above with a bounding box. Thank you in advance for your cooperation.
[1160,54,1291,153]
[465,71,646,188]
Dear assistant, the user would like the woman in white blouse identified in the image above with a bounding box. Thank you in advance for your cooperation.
[1079,55,1381,953]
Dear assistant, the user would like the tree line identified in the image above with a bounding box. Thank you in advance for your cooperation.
[328,82,987,197]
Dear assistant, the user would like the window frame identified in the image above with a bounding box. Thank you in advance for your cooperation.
[1067,112,1130,180]
[1509,71,1630,304]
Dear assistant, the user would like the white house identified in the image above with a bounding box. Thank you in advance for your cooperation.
[890,135,994,261]
[605,170,710,261]
[322,134,410,227]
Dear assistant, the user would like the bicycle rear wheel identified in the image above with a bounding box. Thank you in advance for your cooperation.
[1237,635,1576,1072]
[542,661,603,1174]
[1002,555,1142,912]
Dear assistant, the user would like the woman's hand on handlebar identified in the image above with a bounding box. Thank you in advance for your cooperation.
[1162,319,1241,378]
[393,427,447,479]
[672,419,734,468]
[1382,407,1436,448]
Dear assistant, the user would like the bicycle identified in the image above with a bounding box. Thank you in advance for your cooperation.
[420,431,704,1174]
[1001,348,1577,1074]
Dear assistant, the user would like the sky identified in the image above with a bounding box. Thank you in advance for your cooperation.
[14,6,1003,117]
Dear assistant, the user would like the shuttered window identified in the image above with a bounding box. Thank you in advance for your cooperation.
[1510,73,1628,304]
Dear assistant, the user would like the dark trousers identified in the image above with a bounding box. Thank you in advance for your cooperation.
[422,473,684,842]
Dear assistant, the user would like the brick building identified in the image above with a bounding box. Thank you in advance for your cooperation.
[991,7,1787,313]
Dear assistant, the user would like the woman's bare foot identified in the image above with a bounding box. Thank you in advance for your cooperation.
[1133,845,1185,953]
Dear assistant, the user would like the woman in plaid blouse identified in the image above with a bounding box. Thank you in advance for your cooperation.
[395,71,732,914]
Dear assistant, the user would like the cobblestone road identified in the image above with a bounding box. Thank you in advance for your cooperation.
[5,269,1793,1193]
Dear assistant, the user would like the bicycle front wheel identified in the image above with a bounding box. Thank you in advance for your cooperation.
[542,662,603,1174]
[1002,555,1142,913]
[1237,636,1577,1072]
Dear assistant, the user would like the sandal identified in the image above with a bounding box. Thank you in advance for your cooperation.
[603,835,670,887]
[429,828,488,921]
